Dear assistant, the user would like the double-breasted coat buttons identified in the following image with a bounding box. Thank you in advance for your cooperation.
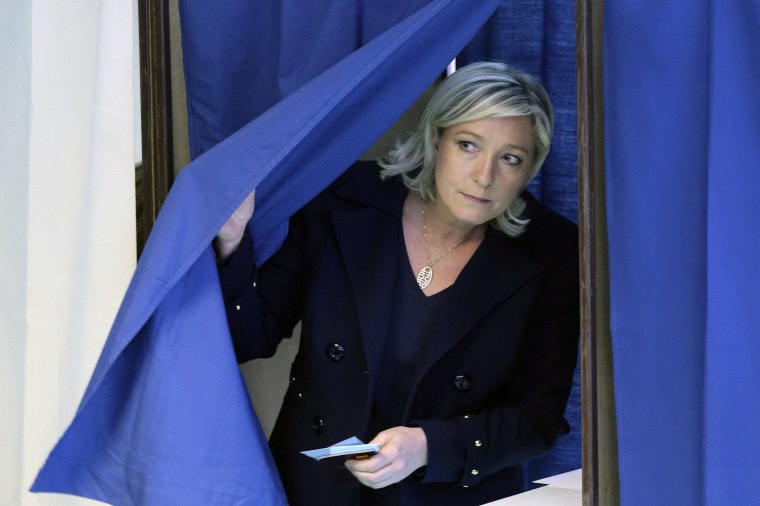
[326,343,345,362]
[453,374,472,391]
[312,416,325,434]
[290,377,302,398]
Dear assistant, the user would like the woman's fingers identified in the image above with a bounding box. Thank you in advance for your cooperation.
[344,426,428,489]
[214,190,255,260]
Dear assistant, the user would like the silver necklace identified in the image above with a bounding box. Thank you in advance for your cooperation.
[416,208,473,290]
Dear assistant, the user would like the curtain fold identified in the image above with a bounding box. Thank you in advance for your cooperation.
[0,1,136,505]
[605,1,760,504]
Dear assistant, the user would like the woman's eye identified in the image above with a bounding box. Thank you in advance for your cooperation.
[458,140,477,152]
[502,153,522,165]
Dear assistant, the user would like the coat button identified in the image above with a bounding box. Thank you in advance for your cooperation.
[326,343,345,362]
[312,416,324,434]
[453,374,472,391]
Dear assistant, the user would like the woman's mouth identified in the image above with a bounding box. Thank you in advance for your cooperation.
[462,193,491,204]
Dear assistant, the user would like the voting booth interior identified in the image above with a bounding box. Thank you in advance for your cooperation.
[175,0,582,493]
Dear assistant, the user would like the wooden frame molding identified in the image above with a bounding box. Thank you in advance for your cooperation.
[577,0,599,500]
[578,0,618,504]
[136,0,174,256]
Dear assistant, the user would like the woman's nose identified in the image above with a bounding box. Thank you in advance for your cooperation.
[473,158,497,187]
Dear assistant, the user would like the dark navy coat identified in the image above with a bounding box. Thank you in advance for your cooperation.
[219,161,579,506]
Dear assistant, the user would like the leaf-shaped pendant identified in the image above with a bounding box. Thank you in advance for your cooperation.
[417,265,433,289]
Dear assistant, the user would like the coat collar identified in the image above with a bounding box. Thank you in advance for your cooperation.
[332,160,406,217]
[329,162,544,378]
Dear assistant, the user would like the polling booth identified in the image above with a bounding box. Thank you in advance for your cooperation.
[4,1,758,505]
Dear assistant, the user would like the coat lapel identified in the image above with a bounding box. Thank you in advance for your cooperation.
[331,206,401,378]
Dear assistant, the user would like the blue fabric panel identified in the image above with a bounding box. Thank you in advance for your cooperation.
[605,3,709,504]
[30,249,287,505]
[459,0,580,486]
[180,0,432,158]
[703,2,760,504]
[536,0,577,224]
[31,1,501,503]
[606,1,760,504]
[179,0,281,158]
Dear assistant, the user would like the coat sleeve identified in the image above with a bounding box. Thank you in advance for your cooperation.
[217,212,309,362]
[413,229,580,487]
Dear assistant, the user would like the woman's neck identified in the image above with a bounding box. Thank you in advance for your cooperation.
[405,191,484,248]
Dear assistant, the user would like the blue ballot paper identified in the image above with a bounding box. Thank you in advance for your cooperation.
[30,1,500,505]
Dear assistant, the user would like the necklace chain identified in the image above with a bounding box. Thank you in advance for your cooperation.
[417,207,473,289]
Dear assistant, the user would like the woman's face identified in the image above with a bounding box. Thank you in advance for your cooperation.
[432,116,536,229]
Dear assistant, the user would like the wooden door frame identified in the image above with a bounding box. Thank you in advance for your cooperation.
[136,0,173,256]
[577,0,612,504]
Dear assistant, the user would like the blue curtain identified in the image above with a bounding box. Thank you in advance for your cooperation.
[30,1,502,504]
[605,1,760,504]
[459,0,580,487]
[181,0,433,159]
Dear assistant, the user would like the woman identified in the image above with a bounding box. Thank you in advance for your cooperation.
[214,61,579,506]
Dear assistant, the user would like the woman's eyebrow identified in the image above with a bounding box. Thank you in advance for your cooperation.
[453,129,485,140]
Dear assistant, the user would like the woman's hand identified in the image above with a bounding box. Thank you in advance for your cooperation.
[344,426,428,489]
[214,190,255,261]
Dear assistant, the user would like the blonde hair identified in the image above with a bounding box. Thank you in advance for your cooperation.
[379,61,554,237]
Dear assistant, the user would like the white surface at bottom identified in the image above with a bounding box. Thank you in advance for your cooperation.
[481,468,582,505]
[533,469,582,490]
[481,485,582,505]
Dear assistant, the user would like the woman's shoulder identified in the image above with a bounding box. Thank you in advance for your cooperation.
[484,192,578,274]
[302,160,406,216]
[519,192,578,249]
